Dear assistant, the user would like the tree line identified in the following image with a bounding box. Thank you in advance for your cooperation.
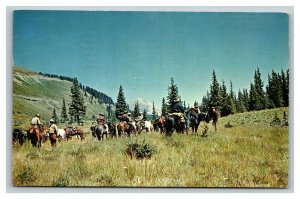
[39,72,114,106]
[56,67,288,124]
[114,67,289,121]
[200,68,289,117]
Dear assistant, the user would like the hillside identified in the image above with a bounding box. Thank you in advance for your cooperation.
[12,66,108,128]
[220,107,289,128]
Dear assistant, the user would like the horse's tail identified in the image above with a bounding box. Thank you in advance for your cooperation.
[165,116,175,136]
[95,126,103,141]
[30,129,38,147]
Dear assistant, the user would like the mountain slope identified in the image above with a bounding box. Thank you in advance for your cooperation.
[12,66,108,128]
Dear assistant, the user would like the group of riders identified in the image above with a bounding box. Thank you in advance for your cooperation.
[92,98,218,136]
[27,98,218,144]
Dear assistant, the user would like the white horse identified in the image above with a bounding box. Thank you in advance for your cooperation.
[57,129,66,142]
[142,121,154,133]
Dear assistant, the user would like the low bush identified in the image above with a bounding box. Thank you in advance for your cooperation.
[126,139,157,159]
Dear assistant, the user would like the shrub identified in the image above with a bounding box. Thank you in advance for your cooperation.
[17,167,35,184]
[126,139,157,159]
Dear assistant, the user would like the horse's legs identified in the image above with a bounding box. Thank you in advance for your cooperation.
[50,135,56,147]
[213,122,217,132]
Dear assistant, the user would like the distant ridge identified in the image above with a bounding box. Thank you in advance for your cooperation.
[12,66,113,128]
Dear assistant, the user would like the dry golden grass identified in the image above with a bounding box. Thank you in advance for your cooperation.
[12,108,289,188]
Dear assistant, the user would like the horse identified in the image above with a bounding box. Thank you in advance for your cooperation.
[93,124,109,141]
[108,122,117,138]
[164,114,185,136]
[64,127,84,141]
[57,129,66,142]
[152,116,166,134]
[12,128,26,146]
[198,112,210,126]
[197,110,219,136]
[27,125,47,148]
[117,121,136,137]
[189,112,200,133]
[141,121,153,133]
[204,110,219,132]
[46,128,58,147]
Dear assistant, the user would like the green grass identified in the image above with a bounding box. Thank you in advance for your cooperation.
[12,108,289,187]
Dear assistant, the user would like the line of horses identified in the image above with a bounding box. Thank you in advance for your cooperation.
[90,109,219,141]
[13,109,219,147]
[13,126,84,148]
[155,109,219,137]
[90,120,154,141]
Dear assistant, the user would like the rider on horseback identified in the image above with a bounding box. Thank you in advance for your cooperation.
[189,106,198,119]
[170,98,185,123]
[31,113,42,133]
[97,113,106,129]
[49,119,58,137]
[124,112,134,129]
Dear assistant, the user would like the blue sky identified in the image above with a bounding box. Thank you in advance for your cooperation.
[13,11,289,107]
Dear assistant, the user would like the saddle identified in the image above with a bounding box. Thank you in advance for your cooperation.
[170,112,185,123]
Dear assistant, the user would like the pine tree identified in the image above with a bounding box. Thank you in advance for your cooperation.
[69,78,86,124]
[253,68,267,110]
[161,97,168,116]
[229,81,237,114]
[152,101,157,120]
[133,100,140,118]
[61,98,68,122]
[194,100,199,107]
[143,109,147,121]
[237,89,247,113]
[200,91,210,112]
[266,70,283,108]
[52,107,58,123]
[249,83,258,111]
[243,88,250,111]
[219,80,231,116]
[281,69,289,107]
[167,77,180,111]
[106,104,112,121]
[115,85,127,117]
[209,70,221,109]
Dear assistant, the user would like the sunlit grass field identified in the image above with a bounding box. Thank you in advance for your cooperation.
[12,108,289,188]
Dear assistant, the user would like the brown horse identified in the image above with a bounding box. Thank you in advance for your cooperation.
[64,127,84,141]
[211,110,219,132]
[27,125,47,148]
[117,121,136,137]
[152,116,166,134]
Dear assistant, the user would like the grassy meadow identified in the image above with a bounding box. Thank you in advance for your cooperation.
[12,108,289,188]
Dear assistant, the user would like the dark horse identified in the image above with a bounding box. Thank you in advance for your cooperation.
[117,121,136,137]
[64,127,84,141]
[197,110,219,136]
[186,109,200,133]
[108,122,117,138]
[94,124,108,141]
[185,108,211,134]
[209,110,219,132]
[164,114,185,136]
[12,128,26,146]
